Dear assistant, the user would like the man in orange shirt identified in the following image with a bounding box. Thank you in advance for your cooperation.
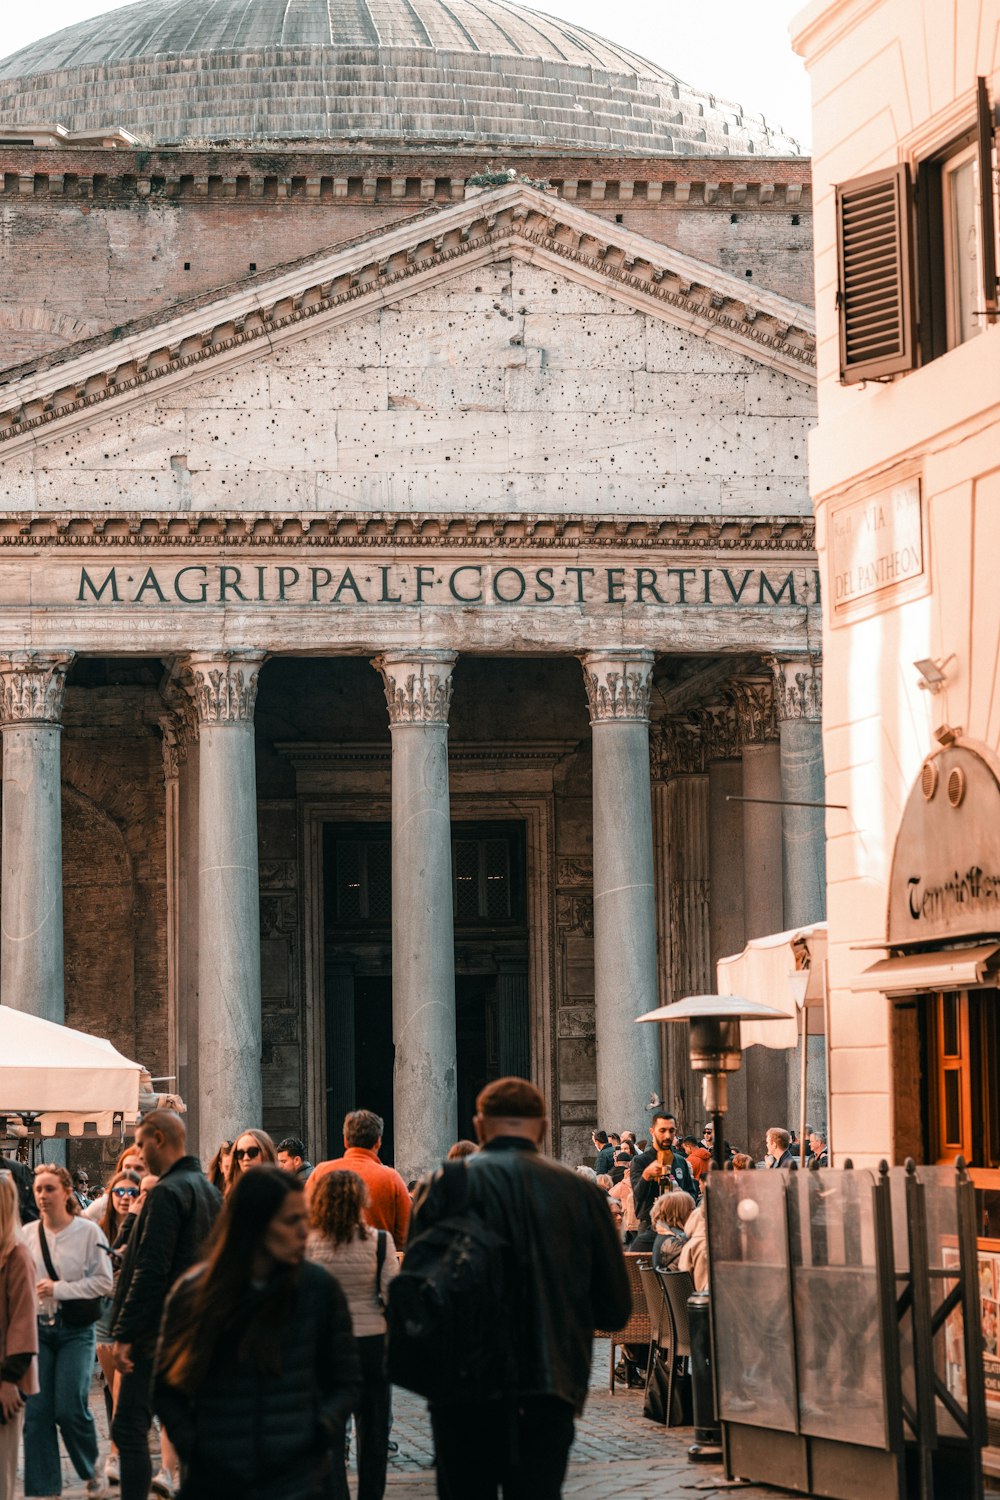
[307,1108,411,1248]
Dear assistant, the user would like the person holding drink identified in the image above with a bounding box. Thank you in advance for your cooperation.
[21,1164,113,1499]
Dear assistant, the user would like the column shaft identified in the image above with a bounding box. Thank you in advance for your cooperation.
[184,653,264,1153]
[0,654,72,1023]
[376,652,457,1181]
[582,651,659,1133]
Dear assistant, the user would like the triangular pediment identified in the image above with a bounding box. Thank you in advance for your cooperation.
[0,183,814,458]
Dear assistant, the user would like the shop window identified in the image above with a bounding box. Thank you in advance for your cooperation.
[835,78,998,383]
[927,988,1000,1167]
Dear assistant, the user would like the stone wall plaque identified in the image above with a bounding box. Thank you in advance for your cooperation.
[830,477,924,621]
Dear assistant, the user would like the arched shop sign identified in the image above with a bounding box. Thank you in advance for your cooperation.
[889,742,1000,946]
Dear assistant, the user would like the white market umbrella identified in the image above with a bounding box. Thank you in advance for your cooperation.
[0,1004,142,1119]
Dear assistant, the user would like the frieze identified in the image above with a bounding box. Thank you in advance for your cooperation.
[556,857,593,889]
[0,652,73,726]
[0,185,815,447]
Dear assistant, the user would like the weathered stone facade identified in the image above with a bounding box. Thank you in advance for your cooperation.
[0,0,822,1173]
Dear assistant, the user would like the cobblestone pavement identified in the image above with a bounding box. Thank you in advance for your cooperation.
[35,1339,993,1498]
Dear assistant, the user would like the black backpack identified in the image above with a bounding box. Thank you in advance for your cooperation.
[386,1161,516,1403]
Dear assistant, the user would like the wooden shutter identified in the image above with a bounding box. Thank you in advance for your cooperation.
[836,164,916,383]
[977,76,998,322]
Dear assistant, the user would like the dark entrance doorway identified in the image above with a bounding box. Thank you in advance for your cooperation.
[323,821,530,1170]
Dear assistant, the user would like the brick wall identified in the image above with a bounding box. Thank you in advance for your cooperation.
[0,146,813,366]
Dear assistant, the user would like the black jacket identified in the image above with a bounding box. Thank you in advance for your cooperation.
[409,1136,630,1414]
[593,1143,617,1175]
[155,1260,360,1498]
[629,1148,697,1227]
[112,1155,221,1357]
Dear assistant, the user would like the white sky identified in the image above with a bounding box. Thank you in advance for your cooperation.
[1,0,812,147]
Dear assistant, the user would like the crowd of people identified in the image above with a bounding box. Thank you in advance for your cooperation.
[0,1093,828,1500]
[581,1116,829,1291]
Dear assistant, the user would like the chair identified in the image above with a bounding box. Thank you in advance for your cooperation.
[656,1268,695,1425]
[638,1263,673,1394]
[595,1252,652,1392]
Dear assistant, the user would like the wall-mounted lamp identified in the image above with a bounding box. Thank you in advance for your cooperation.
[636,994,789,1170]
[914,655,954,695]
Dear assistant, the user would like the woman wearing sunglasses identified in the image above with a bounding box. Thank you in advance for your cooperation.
[95,1171,142,1488]
[224,1131,277,1196]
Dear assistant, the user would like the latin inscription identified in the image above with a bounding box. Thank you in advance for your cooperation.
[77,562,820,609]
[830,479,923,615]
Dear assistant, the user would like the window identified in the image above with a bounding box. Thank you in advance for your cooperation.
[835,77,998,382]
[926,988,1000,1167]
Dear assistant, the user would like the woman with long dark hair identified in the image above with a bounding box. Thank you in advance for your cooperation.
[224,1129,277,1196]
[155,1166,360,1500]
[307,1171,399,1500]
[206,1142,233,1194]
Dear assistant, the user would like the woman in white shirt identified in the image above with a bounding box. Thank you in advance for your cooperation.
[22,1164,113,1500]
[307,1169,399,1500]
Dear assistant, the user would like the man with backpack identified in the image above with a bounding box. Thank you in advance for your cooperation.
[388,1077,630,1499]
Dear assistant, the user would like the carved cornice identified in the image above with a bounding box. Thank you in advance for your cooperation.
[581,650,654,724]
[182,651,264,725]
[0,652,73,726]
[0,513,816,552]
[374,651,456,726]
[726,675,779,746]
[0,184,815,451]
[770,656,822,721]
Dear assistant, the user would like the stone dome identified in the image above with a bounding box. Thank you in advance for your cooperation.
[0,0,801,155]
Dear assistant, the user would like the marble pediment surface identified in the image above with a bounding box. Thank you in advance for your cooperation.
[0,182,816,519]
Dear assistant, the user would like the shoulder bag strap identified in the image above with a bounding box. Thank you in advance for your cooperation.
[374,1228,387,1307]
[37,1222,59,1282]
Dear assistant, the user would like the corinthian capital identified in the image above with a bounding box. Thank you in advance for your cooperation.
[726,675,779,746]
[374,651,455,725]
[0,652,74,726]
[183,651,265,725]
[580,650,653,724]
[770,656,822,722]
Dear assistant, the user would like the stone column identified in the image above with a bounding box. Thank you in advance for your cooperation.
[0,652,73,1022]
[770,657,826,929]
[581,650,659,1133]
[183,651,265,1154]
[160,694,201,1150]
[650,717,710,1126]
[728,675,786,1155]
[374,650,457,1182]
[771,655,827,1132]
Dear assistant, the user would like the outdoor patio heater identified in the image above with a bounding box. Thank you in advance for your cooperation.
[636,994,789,1169]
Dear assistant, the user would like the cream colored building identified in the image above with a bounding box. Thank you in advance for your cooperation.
[793,0,1000,1172]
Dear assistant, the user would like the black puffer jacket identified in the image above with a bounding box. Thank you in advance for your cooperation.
[111,1155,221,1358]
[409,1137,629,1414]
[154,1260,361,1499]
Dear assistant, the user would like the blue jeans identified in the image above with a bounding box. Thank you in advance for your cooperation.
[23,1318,99,1497]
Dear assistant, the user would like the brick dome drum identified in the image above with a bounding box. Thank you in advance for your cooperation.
[0,0,800,154]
